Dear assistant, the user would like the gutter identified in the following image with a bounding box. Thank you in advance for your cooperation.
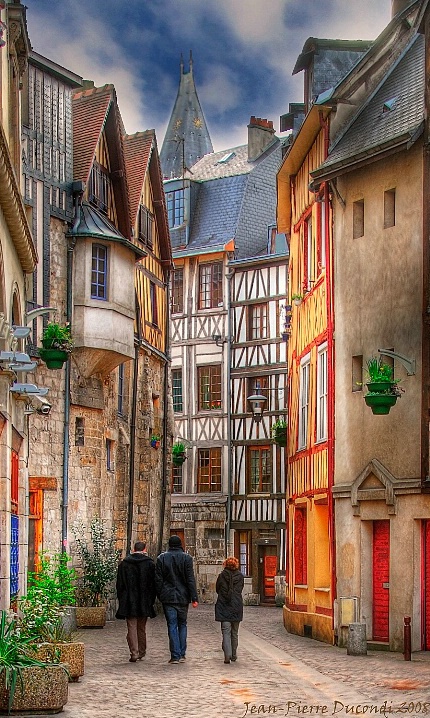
[225,268,234,555]
[157,269,172,557]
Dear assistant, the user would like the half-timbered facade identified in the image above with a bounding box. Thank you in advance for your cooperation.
[168,110,284,601]
[230,254,288,604]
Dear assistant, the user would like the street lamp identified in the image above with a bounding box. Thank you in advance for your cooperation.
[247,393,267,423]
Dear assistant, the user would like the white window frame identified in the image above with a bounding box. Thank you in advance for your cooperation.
[298,354,310,450]
[316,343,328,443]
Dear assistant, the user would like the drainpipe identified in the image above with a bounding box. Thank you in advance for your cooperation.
[157,268,172,558]
[126,333,139,555]
[62,191,81,553]
[225,268,234,556]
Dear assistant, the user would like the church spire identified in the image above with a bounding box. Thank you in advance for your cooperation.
[160,53,213,179]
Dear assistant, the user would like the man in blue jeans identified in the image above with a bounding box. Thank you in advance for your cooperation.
[155,535,198,664]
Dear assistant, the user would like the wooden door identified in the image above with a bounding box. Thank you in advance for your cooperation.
[423,521,430,649]
[373,520,390,642]
[170,528,185,551]
[263,554,277,600]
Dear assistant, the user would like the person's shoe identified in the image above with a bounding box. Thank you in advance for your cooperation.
[168,659,179,664]
[224,658,231,664]
[179,656,186,662]
[137,652,146,660]
[231,656,237,662]
[129,656,138,663]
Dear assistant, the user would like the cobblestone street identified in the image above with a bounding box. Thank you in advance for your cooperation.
[63,605,430,718]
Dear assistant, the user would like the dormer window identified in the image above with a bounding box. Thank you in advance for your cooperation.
[88,161,112,215]
[166,188,184,228]
[138,205,154,249]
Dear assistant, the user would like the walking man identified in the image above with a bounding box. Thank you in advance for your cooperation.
[116,541,156,662]
[155,535,198,664]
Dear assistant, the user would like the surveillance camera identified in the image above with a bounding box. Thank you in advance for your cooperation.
[30,395,52,416]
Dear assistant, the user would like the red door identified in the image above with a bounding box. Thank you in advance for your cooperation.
[373,520,390,642]
[423,521,430,649]
[263,555,277,600]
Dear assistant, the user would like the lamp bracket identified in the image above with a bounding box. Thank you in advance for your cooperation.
[378,349,416,376]
[25,307,57,324]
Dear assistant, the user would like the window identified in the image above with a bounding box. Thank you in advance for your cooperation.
[353,200,364,239]
[118,364,125,416]
[306,215,313,289]
[166,188,184,228]
[91,244,108,300]
[172,465,183,494]
[248,446,271,493]
[88,161,111,214]
[235,530,251,576]
[138,205,154,248]
[248,303,268,340]
[298,355,310,450]
[384,189,395,229]
[172,369,183,412]
[75,417,85,446]
[316,344,328,443]
[150,282,158,327]
[197,448,222,492]
[171,268,184,314]
[198,365,221,410]
[198,262,223,309]
[352,355,363,393]
[106,439,114,471]
[294,506,307,585]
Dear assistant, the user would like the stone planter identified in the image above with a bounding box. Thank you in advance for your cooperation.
[0,665,68,714]
[36,642,85,682]
[75,605,106,628]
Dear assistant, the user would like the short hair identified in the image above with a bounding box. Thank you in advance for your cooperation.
[169,535,182,548]
[223,556,239,570]
[134,541,146,552]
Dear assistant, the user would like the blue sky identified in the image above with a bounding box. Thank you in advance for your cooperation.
[25,0,391,152]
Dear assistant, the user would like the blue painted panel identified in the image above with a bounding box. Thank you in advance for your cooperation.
[10,514,19,599]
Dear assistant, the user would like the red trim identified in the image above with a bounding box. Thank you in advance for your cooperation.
[288,442,328,463]
[293,205,313,234]
[288,489,328,503]
[285,602,308,612]
[316,606,333,616]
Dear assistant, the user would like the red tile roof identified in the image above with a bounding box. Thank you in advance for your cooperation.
[72,84,114,183]
[123,130,154,226]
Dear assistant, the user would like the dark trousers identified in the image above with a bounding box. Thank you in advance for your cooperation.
[162,604,189,660]
[126,617,147,659]
[221,621,240,660]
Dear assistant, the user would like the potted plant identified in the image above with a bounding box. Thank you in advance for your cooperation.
[291,293,303,306]
[151,433,161,449]
[0,611,68,715]
[33,617,84,683]
[39,322,73,370]
[172,441,187,467]
[364,356,401,415]
[271,418,287,447]
[72,517,121,628]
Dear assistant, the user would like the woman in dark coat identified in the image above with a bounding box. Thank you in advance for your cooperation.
[116,541,156,662]
[215,556,244,664]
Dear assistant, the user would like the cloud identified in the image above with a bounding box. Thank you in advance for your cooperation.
[199,65,243,115]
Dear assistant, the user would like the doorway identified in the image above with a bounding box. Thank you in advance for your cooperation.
[372,520,390,642]
[423,521,430,649]
[259,545,277,604]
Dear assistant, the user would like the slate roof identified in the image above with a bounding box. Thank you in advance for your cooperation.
[123,130,154,225]
[67,202,145,258]
[72,85,113,183]
[160,57,213,180]
[189,141,278,181]
[313,33,424,179]
[187,175,248,249]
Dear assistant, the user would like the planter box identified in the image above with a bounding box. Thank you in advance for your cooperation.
[36,642,85,682]
[0,665,68,714]
[75,605,106,628]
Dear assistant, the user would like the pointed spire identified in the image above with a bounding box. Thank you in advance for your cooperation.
[160,55,213,179]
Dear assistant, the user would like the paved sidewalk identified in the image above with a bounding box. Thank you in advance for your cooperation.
[63,605,430,718]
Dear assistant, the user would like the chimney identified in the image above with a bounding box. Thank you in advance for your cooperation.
[391,0,414,18]
[247,116,275,161]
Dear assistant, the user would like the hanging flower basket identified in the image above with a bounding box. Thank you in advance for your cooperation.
[151,436,161,449]
[271,419,287,447]
[364,393,398,415]
[172,441,187,466]
[39,348,69,370]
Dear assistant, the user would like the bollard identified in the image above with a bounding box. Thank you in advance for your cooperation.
[347,623,367,656]
[404,616,411,661]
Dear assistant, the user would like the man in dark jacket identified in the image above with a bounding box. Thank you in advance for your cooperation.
[116,541,156,662]
[155,535,198,664]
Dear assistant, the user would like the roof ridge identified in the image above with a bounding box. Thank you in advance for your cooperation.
[73,83,114,100]
[124,129,155,140]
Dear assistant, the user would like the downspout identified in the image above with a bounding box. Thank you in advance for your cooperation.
[62,191,81,553]
[225,267,234,556]
[157,268,172,558]
[126,313,140,555]
[320,112,337,621]
[422,12,430,489]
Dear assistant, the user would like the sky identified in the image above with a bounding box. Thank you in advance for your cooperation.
[25,0,392,152]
